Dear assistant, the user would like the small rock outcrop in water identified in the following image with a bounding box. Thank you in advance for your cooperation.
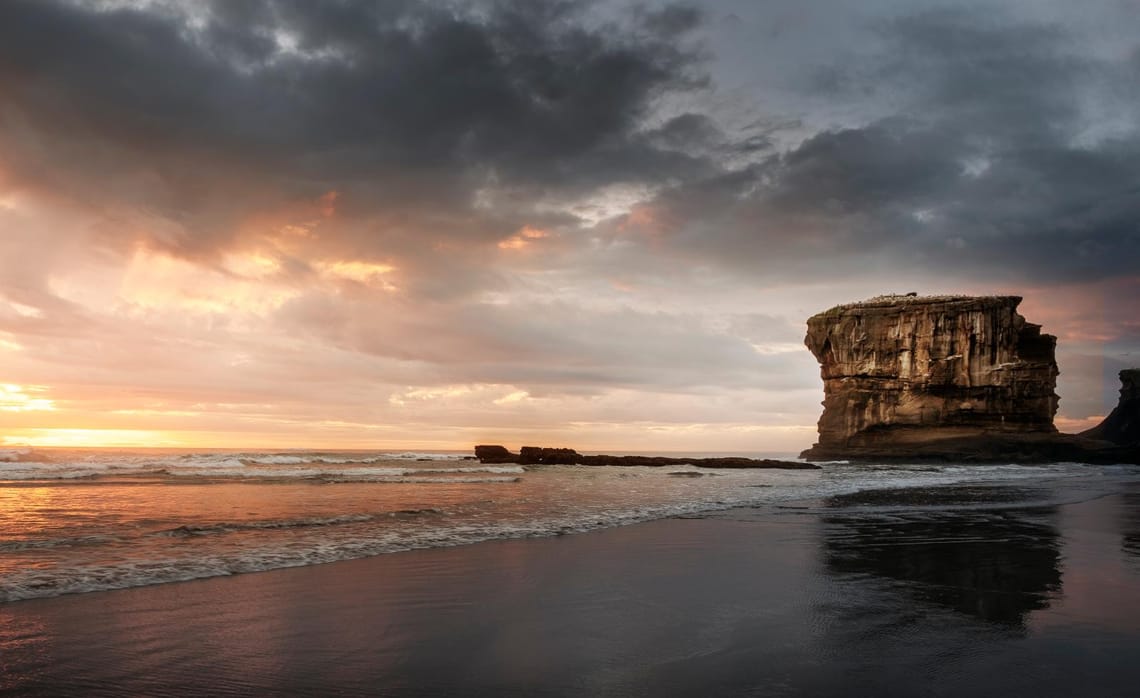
[800,295,1137,463]
[474,444,517,463]
[1080,369,1140,447]
[473,446,818,470]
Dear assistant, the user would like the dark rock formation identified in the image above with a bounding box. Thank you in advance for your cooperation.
[577,454,818,469]
[473,446,819,469]
[800,295,1138,463]
[519,446,581,465]
[1080,369,1140,447]
[473,444,516,464]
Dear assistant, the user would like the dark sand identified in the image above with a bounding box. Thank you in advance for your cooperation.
[3,482,1140,696]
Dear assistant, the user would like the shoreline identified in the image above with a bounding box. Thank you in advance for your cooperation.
[4,478,1139,696]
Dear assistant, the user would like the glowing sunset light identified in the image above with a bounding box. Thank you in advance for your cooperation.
[277,223,315,238]
[497,225,550,250]
[223,252,282,279]
[0,385,55,412]
[493,391,529,405]
[109,409,205,418]
[0,188,23,212]
[3,428,176,448]
[118,249,300,315]
[317,190,340,218]
[3,300,43,318]
[317,260,398,286]
[388,385,476,406]
[0,0,1134,452]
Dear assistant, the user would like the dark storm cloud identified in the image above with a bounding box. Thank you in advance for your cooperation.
[14,1,1133,291]
[621,8,1140,285]
[0,0,711,260]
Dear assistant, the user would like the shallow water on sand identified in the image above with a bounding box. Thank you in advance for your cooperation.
[2,468,1140,696]
[3,448,1133,603]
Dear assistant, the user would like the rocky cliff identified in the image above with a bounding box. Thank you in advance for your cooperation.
[1080,369,1140,447]
[801,295,1063,461]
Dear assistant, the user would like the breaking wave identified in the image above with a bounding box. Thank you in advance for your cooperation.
[0,451,521,482]
[2,457,1135,603]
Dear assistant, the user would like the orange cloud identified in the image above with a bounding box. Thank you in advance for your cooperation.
[117,248,300,316]
[618,204,671,237]
[317,260,399,290]
[1001,277,1139,343]
[0,384,55,412]
[318,190,340,218]
[498,225,549,250]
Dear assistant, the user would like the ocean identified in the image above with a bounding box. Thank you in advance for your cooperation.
[2,447,1137,604]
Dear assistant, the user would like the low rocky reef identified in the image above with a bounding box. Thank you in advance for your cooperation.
[474,445,819,470]
[800,294,1139,464]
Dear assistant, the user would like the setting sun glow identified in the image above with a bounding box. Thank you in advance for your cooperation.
[0,385,55,412]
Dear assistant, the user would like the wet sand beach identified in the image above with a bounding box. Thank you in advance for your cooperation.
[3,479,1140,697]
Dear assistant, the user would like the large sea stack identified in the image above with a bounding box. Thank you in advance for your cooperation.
[797,295,1134,462]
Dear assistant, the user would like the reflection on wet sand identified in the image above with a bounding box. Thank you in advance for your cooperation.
[822,486,1062,627]
[1122,484,1140,561]
[3,478,1140,696]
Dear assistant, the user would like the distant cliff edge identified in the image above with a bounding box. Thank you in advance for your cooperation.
[800,294,1138,463]
[1080,369,1140,448]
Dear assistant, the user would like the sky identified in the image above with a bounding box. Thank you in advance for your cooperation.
[0,0,1138,452]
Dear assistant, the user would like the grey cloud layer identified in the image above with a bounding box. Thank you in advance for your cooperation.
[0,0,1136,428]
[6,1,1135,283]
[621,7,1140,286]
[0,0,710,254]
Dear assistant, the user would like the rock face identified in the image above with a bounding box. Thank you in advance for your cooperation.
[801,295,1061,460]
[1081,369,1140,447]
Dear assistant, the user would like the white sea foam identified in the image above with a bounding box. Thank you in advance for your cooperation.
[382,451,469,461]
[230,452,467,465]
[406,466,524,475]
[161,466,410,479]
[160,466,522,480]
[377,476,521,484]
[0,535,120,551]
[0,463,110,480]
[1,460,1134,603]
[0,453,521,481]
[153,513,379,536]
[0,499,737,602]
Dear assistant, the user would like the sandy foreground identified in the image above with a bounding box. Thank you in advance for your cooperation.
[2,481,1139,697]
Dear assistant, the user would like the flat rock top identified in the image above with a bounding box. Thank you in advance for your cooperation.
[812,294,1022,319]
